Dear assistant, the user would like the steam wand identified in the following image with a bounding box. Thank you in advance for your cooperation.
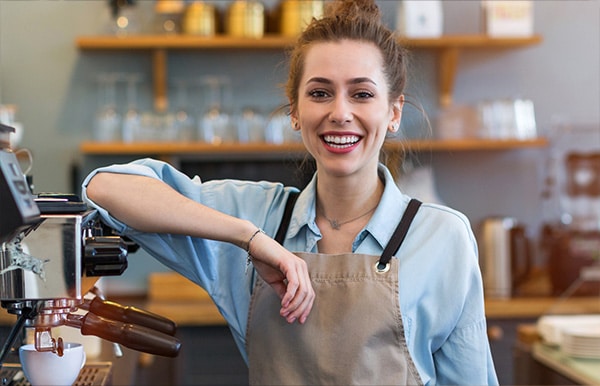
[0,303,38,365]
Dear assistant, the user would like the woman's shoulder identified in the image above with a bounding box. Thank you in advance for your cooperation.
[410,200,477,250]
[418,201,473,230]
[201,178,291,199]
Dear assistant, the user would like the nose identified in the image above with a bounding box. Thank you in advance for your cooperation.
[328,97,353,125]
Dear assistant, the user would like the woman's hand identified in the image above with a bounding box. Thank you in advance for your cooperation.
[247,231,315,324]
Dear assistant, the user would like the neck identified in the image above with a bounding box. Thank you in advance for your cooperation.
[316,167,384,224]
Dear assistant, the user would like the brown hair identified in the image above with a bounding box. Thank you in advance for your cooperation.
[285,0,408,113]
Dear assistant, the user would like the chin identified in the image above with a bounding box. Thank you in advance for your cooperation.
[317,160,366,178]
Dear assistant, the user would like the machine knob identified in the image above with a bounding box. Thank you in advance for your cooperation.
[84,236,128,276]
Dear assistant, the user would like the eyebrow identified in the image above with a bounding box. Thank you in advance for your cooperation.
[305,77,377,86]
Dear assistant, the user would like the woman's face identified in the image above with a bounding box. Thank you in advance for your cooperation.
[292,40,403,179]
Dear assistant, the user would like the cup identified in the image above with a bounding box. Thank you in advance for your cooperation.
[19,343,86,386]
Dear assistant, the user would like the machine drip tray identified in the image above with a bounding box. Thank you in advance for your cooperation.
[0,362,112,386]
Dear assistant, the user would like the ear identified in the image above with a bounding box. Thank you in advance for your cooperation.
[388,95,404,133]
[290,112,300,131]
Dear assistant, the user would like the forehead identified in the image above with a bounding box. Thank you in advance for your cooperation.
[302,40,386,84]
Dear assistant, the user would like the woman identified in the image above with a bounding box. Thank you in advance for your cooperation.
[83,0,498,384]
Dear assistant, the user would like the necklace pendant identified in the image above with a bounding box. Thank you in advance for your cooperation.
[330,220,341,230]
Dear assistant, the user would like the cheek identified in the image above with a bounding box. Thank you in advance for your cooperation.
[296,110,322,133]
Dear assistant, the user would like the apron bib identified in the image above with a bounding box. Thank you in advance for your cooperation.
[246,197,423,385]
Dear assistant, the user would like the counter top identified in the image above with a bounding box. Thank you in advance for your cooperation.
[145,296,598,323]
[0,297,596,326]
[0,270,595,325]
[146,272,598,322]
[533,342,600,385]
[484,297,599,319]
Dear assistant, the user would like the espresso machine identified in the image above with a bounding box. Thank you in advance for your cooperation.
[540,125,600,295]
[0,124,180,383]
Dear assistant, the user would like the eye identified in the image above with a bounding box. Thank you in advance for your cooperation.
[353,90,374,100]
[307,89,330,99]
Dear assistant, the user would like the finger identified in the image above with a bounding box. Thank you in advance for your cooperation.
[280,277,298,309]
[279,259,304,308]
[281,288,314,324]
[280,265,314,323]
[270,281,288,300]
[281,286,314,324]
[297,267,315,324]
[297,291,315,324]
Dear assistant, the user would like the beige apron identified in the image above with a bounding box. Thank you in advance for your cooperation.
[246,197,423,385]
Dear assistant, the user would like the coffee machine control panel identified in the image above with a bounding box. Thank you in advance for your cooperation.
[0,124,40,243]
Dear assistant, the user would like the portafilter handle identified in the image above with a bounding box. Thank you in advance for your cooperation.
[66,313,181,358]
[80,297,176,336]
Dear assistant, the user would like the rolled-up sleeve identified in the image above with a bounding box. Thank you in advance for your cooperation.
[81,158,292,361]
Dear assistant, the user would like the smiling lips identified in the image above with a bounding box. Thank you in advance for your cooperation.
[322,134,361,150]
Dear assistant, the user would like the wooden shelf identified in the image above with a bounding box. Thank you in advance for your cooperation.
[79,137,548,157]
[76,34,295,50]
[76,34,542,50]
[80,141,307,156]
[76,34,542,111]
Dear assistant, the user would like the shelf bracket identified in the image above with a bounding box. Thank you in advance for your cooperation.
[153,49,168,112]
[438,47,459,108]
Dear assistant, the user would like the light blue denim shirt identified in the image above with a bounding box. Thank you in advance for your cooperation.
[82,158,498,385]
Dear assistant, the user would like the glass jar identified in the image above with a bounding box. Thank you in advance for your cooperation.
[182,2,216,36]
[226,0,264,38]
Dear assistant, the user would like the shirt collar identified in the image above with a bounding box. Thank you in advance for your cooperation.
[286,173,319,240]
[287,164,411,250]
[366,165,412,250]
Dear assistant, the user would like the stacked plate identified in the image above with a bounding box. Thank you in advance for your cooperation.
[561,324,600,359]
[537,314,600,358]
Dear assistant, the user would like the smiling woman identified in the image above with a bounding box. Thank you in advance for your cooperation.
[291,40,402,186]
[82,0,498,384]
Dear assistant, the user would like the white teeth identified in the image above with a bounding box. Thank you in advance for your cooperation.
[323,135,360,145]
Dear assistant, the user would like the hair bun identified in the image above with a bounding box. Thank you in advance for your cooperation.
[324,0,381,22]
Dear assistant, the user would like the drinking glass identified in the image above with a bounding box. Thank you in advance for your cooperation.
[172,79,195,141]
[237,107,265,143]
[197,76,234,143]
[94,73,121,142]
[121,73,142,142]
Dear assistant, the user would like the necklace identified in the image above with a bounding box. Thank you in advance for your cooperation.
[318,205,378,230]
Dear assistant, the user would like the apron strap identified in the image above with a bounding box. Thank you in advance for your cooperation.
[274,193,421,271]
[377,199,422,271]
[275,191,300,245]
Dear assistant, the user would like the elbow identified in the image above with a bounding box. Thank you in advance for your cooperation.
[86,172,113,206]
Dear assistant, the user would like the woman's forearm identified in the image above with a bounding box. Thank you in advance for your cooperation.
[85,172,257,249]
[87,171,315,324]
